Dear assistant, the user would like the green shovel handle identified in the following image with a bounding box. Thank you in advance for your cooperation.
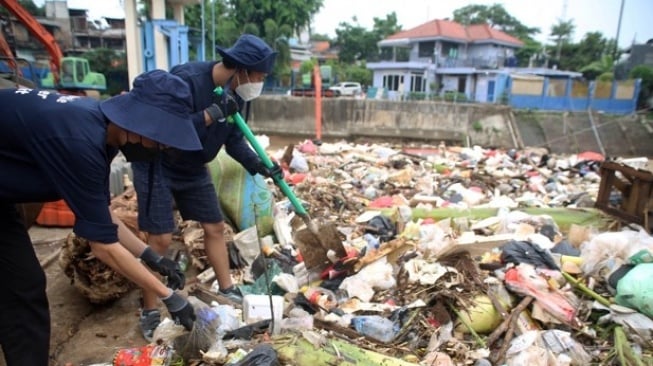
[213,87,309,218]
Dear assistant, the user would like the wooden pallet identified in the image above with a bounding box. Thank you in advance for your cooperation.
[595,161,653,232]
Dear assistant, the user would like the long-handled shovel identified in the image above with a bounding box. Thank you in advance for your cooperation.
[214,87,345,270]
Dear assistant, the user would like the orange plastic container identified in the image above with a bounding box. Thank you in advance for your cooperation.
[35,199,75,227]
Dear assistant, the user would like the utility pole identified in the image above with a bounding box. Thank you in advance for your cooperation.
[614,0,625,60]
[211,0,215,60]
[201,0,205,61]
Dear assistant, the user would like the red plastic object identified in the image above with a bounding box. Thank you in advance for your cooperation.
[577,151,604,162]
[35,199,75,227]
[368,196,394,209]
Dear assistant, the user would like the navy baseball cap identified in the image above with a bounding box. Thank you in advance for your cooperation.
[216,34,278,74]
[99,70,201,151]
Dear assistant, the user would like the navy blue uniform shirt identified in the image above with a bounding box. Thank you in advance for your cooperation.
[162,61,259,178]
[0,88,118,243]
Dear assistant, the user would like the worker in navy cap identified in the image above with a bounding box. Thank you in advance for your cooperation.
[131,34,280,340]
[0,69,200,366]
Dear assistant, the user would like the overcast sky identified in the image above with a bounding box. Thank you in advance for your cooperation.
[35,0,652,48]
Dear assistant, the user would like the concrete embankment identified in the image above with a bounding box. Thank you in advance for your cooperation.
[249,96,653,157]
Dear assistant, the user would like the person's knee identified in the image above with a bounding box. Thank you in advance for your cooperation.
[202,221,225,241]
[147,233,173,254]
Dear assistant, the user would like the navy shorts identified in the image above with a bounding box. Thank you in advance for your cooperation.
[132,161,223,234]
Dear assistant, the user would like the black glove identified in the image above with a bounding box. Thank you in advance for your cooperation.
[140,246,186,290]
[205,91,239,124]
[253,159,282,179]
[162,291,196,330]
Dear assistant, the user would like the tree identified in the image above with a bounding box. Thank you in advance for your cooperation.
[629,65,653,109]
[580,54,614,80]
[0,0,44,16]
[334,17,377,63]
[226,0,323,38]
[372,11,401,41]
[558,32,611,72]
[83,48,128,95]
[453,4,540,41]
[550,19,575,61]
[310,33,331,42]
[334,12,400,63]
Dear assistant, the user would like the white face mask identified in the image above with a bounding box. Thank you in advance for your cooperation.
[235,71,264,101]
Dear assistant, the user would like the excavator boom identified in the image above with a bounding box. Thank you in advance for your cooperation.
[0,0,62,85]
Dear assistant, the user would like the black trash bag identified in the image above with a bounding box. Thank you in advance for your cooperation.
[500,240,559,270]
[227,240,248,269]
[224,319,272,340]
[550,239,581,257]
[232,344,280,366]
[250,249,296,279]
[365,215,396,242]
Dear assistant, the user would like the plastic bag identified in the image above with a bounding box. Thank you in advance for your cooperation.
[615,263,653,318]
[231,344,280,366]
[365,215,396,242]
[174,296,220,361]
[501,240,559,270]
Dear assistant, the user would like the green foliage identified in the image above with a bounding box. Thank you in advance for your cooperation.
[443,91,468,102]
[299,59,317,74]
[549,19,575,60]
[557,32,615,72]
[343,63,372,86]
[515,38,543,67]
[0,0,44,16]
[226,0,323,37]
[452,4,540,40]
[82,48,127,95]
[310,33,332,42]
[472,120,483,132]
[629,65,653,108]
[580,54,614,80]
[597,72,614,82]
[334,12,401,63]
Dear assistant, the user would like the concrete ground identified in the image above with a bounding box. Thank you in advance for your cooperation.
[0,226,160,366]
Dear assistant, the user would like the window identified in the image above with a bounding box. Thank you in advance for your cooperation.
[418,41,435,57]
[383,74,404,91]
[410,73,425,92]
[441,42,459,59]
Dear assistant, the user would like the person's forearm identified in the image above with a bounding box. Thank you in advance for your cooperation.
[89,241,170,298]
[111,211,147,257]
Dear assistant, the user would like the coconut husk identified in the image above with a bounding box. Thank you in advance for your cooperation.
[59,233,134,303]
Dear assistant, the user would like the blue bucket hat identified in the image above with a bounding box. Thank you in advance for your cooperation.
[216,34,278,74]
[99,70,201,151]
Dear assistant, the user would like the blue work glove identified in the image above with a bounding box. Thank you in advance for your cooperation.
[253,159,282,179]
[162,290,196,330]
[205,91,239,123]
[140,246,185,290]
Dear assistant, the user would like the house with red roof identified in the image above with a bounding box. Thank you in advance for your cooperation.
[367,19,529,102]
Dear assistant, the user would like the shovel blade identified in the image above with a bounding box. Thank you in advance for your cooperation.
[293,220,346,270]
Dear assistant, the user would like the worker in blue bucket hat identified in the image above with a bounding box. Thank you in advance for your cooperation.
[0,69,200,366]
[131,34,280,341]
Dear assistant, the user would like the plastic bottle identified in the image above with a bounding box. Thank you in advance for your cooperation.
[351,315,397,343]
[176,251,189,272]
[304,287,337,311]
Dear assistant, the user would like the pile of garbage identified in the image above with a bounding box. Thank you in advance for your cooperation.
[119,140,653,365]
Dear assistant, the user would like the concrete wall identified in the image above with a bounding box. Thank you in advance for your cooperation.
[249,96,653,157]
[514,111,653,157]
[249,96,516,147]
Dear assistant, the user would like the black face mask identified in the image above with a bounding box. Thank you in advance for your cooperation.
[119,142,159,162]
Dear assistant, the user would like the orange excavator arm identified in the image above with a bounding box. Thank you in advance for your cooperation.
[0,0,62,85]
[0,30,20,75]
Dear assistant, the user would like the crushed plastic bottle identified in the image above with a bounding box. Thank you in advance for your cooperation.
[351,315,398,343]
[176,251,189,272]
